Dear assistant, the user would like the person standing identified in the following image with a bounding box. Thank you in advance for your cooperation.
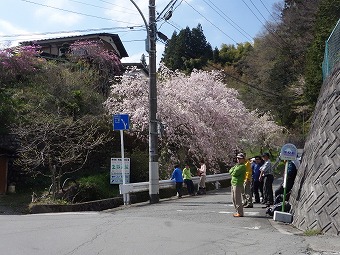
[182,163,195,196]
[260,152,274,206]
[197,159,207,195]
[242,154,253,208]
[229,153,247,217]
[274,160,298,198]
[252,156,264,203]
[171,164,184,198]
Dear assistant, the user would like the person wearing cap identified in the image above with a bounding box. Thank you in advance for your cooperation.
[229,153,247,217]
[260,152,274,206]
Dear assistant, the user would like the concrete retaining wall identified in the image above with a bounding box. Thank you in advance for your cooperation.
[289,64,340,235]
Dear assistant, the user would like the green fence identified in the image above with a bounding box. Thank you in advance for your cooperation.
[322,19,340,80]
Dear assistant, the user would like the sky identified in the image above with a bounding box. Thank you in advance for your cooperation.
[0,0,282,65]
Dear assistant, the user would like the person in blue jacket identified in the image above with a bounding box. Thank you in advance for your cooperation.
[252,156,264,203]
[171,164,184,198]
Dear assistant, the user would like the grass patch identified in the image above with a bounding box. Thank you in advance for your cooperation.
[303,229,323,236]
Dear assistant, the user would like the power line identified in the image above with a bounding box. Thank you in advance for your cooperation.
[156,0,178,21]
[241,0,289,51]
[0,37,147,44]
[0,27,146,38]
[183,0,238,44]
[122,39,146,43]
[249,0,291,47]
[203,0,253,42]
[259,0,279,23]
[68,0,139,16]
[165,20,182,31]
[161,31,283,98]
[19,0,141,26]
[249,0,269,23]
[97,0,136,12]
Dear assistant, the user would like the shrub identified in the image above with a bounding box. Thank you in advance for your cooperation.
[75,173,119,202]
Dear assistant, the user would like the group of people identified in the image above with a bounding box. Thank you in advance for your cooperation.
[170,160,207,198]
[171,152,298,218]
[229,152,275,217]
[230,152,298,217]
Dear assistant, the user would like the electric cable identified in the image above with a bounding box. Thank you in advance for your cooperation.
[203,0,253,41]
[0,27,146,38]
[97,0,136,12]
[241,0,289,51]
[183,0,238,44]
[68,0,139,16]
[259,0,279,23]
[19,0,141,26]
[156,0,178,21]
[248,0,291,46]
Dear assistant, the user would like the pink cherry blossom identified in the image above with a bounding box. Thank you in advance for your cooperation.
[105,65,284,169]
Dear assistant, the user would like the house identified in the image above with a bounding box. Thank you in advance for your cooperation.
[21,33,129,60]
[20,33,149,75]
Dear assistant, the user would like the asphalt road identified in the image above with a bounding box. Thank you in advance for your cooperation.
[0,188,339,255]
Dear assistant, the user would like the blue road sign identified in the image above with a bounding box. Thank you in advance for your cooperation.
[113,114,130,130]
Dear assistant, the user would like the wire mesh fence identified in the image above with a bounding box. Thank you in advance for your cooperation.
[322,19,340,80]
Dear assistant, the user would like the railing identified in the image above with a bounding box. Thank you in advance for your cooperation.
[119,173,231,204]
[322,19,340,79]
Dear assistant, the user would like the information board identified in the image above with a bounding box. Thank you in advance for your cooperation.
[110,158,130,184]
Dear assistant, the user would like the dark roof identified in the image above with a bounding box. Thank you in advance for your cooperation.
[21,33,128,58]
[122,62,149,76]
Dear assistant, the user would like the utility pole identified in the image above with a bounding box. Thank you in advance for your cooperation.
[129,0,159,203]
[148,0,159,203]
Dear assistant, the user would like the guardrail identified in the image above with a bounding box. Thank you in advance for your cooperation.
[119,173,231,204]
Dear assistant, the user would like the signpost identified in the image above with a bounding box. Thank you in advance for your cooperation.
[280,143,297,212]
[110,158,130,184]
[112,114,130,205]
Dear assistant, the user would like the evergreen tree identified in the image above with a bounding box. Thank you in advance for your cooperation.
[161,24,213,73]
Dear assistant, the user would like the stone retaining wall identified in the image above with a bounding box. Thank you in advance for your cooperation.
[289,64,340,236]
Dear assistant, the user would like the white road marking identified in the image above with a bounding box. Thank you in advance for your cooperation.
[23,212,99,216]
[244,211,260,216]
[244,226,261,230]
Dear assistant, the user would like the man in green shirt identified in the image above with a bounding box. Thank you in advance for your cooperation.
[229,153,247,217]
[182,163,195,196]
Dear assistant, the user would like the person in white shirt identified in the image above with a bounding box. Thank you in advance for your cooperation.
[197,159,206,195]
[259,152,274,206]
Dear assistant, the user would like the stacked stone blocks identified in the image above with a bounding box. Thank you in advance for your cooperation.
[290,64,340,236]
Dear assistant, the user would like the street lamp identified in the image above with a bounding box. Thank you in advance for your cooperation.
[129,0,159,203]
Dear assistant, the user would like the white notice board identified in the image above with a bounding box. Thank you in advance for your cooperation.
[110,158,130,184]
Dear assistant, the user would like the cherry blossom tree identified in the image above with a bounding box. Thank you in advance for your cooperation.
[0,45,43,84]
[105,65,285,172]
